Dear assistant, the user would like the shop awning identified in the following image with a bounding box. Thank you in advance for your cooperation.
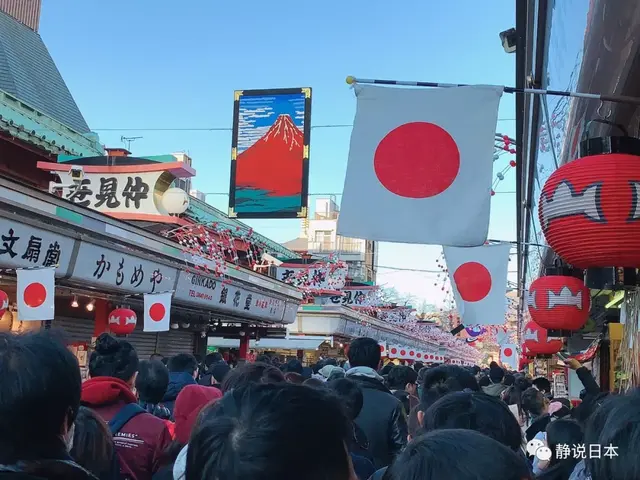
[208,336,329,350]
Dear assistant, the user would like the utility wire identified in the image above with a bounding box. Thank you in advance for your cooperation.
[199,191,516,196]
[376,265,519,273]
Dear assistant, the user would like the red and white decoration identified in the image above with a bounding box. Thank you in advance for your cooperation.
[527,276,590,331]
[388,345,400,359]
[444,243,511,326]
[143,292,172,332]
[108,308,137,336]
[500,344,518,371]
[379,341,388,357]
[398,346,409,360]
[523,321,563,356]
[0,289,8,317]
[17,268,55,321]
[337,84,503,245]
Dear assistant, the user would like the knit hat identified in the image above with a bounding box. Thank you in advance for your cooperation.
[173,384,222,444]
[210,362,231,383]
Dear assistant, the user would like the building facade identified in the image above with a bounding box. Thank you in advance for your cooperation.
[0,0,40,31]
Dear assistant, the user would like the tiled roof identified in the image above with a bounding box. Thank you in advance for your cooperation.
[0,10,90,133]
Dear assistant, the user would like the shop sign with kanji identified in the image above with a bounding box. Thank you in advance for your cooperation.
[71,241,179,294]
[0,218,75,272]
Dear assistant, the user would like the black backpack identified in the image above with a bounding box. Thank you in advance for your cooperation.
[107,404,146,480]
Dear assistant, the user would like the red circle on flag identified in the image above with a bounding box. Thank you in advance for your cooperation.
[409,350,415,356]
[149,303,166,322]
[430,354,434,359]
[417,353,422,358]
[391,348,397,354]
[24,282,46,308]
[379,345,384,352]
[400,349,406,356]
[453,262,492,302]
[503,347,513,357]
[374,122,460,198]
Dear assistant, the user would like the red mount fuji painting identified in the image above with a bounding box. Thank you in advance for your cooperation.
[229,88,312,219]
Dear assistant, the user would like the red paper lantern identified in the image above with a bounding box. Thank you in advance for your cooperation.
[0,289,8,317]
[523,321,562,356]
[528,276,590,331]
[108,308,137,336]
[540,152,640,267]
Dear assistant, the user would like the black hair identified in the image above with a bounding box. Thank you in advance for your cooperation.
[303,377,325,388]
[521,387,546,417]
[537,419,583,480]
[167,353,198,374]
[489,365,505,383]
[284,372,304,384]
[324,358,338,366]
[204,352,223,368]
[503,373,515,386]
[347,337,381,370]
[71,406,116,479]
[503,375,531,421]
[150,353,164,362]
[255,354,271,364]
[210,362,230,384]
[489,361,499,369]
[532,376,551,394]
[478,374,491,387]
[413,361,424,372]
[0,330,81,463]
[388,365,419,390]
[285,358,303,375]
[221,361,285,392]
[386,429,532,480]
[328,378,364,420]
[88,333,139,382]
[422,391,523,451]
[420,365,479,411]
[471,365,481,375]
[135,360,169,404]
[186,383,353,480]
[379,363,394,376]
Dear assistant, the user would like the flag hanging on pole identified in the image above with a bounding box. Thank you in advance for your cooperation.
[500,344,518,370]
[143,292,172,332]
[444,243,511,326]
[17,267,55,321]
[337,84,503,246]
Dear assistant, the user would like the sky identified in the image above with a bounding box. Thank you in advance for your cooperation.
[40,0,517,307]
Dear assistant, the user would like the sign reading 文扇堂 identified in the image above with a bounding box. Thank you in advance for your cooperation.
[174,271,293,323]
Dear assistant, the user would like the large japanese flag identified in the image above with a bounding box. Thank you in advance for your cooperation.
[337,84,503,245]
[17,267,55,321]
[500,344,518,371]
[143,292,172,332]
[444,243,511,326]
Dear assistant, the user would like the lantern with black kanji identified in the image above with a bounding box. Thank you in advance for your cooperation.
[539,127,640,267]
[108,308,137,336]
[522,321,562,357]
[528,276,590,334]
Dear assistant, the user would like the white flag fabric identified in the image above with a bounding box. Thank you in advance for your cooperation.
[444,243,511,326]
[143,292,172,332]
[337,84,504,245]
[379,341,387,357]
[500,344,518,370]
[388,345,400,358]
[17,268,55,321]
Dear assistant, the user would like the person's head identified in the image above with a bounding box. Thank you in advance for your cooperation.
[541,419,583,476]
[303,377,325,388]
[168,353,198,378]
[387,429,532,480]
[135,360,169,404]
[221,361,285,392]
[0,330,81,464]
[89,333,139,385]
[478,374,490,387]
[489,361,499,369]
[204,352,223,369]
[328,378,364,421]
[503,375,531,420]
[471,365,481,377]
[347,337,381,370]
[70,406,115,479]
[284,372,305,384]
[186,383,355,480]
[532,376,552,395]
[421,391,522,451]
[420,365,479,411]
[379,363,394,376]
[521,386,548,417]
[255,354,271,364]
[388,365,419,396]
[174,385,222,445]
[503,373,515,386]
[489,365,505,384]
[210,362,230,384]
[285,358,303,375]
[413,361,424,372]
[150,353,164,363]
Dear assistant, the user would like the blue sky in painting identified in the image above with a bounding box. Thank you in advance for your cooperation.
[237,93,305,153]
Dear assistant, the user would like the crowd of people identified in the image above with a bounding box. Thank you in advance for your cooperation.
[0,330,637,480]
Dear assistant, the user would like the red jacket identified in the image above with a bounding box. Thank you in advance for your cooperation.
[81,377,172,480]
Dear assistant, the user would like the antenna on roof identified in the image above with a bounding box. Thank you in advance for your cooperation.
[121,136,142,151]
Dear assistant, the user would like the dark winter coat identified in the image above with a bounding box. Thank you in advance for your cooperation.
[162,373,196,417]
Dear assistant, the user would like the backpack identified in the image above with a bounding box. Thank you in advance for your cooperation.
[107,404,146,480]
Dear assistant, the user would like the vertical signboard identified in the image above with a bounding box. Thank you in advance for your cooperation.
[229,88,312,219]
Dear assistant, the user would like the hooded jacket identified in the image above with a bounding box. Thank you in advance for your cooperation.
[162,373,196,417]
[346,367,407,469]
[482,382,508,397]
[81,377,172,480]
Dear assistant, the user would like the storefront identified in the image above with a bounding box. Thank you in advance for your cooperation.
[0,175,302,362]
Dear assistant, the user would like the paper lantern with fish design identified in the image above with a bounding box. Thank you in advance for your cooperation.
[527,276,590,331]
[522,321,562,357]
[0,289,8,318]
[108,308,137,336]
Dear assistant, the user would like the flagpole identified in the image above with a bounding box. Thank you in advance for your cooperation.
[345,76,640,106]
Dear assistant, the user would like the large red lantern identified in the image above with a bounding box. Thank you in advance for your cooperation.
[0,289,8,317]
[528,276,590,331]
[539,150,640,267]
[522,321,562,357]
[108,308,137,336]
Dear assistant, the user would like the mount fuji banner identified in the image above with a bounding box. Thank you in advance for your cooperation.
[337,84,503,245]
[443,243,511,326]
[229,88,312,219]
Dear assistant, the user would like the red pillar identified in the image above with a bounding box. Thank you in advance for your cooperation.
[93,299,110,337]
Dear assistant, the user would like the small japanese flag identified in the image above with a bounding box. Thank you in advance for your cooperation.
[500,344,518,371]
[388,345,400,358]
[17,267,55,321]
[143,292,172,332]
[444,243,511,326]
[379,341,387,357]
